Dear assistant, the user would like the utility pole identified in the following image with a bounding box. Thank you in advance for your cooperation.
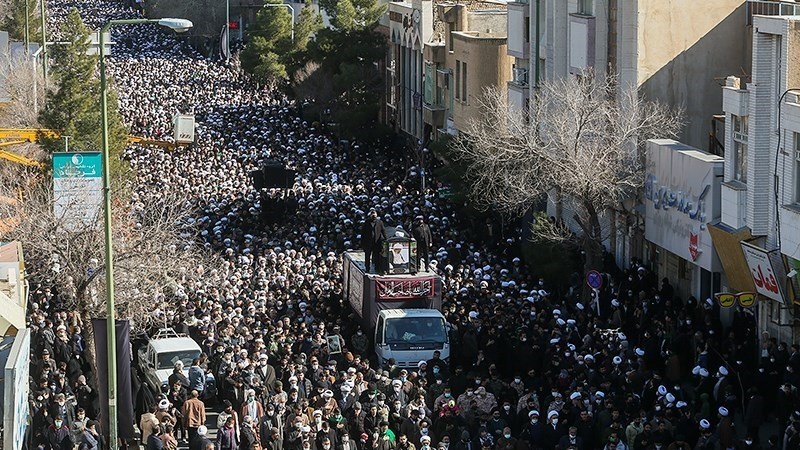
[24,0,30,54]
[40,0,48,83]
[226,0,230,61]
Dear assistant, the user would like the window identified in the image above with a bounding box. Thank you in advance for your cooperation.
[449,29,454,52]
[455,60,461,100]
[461,62,467,102]
[795,132,800,202]
[524,17,530,43]
[578,0,592,15]
[376,316,384,344]
[733,115,748,183]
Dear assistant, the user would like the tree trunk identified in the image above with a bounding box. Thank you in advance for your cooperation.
[581,200,605,302]
[82,310,100,385]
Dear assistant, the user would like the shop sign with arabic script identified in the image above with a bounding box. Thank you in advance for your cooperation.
[740,242,784,303]
[375,277,435,300]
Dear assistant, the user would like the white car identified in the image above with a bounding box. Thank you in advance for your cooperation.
[136,328,216,399]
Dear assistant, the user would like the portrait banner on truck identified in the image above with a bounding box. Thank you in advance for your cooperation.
[375,277,436,300]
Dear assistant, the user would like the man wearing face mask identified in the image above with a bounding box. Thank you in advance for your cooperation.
[542,411,564,450]
[240,389,264,423]
[46,415,72,450]
[351,329,369,356]
[495,427,516,450]
[259,403,282,444]
[426,352,449,382]
[558,426,583,450]
[49,393,74,429]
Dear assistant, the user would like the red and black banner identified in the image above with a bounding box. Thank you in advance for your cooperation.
[375,277,436,300]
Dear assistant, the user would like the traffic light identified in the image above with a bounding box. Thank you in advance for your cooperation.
[228,21,240,30]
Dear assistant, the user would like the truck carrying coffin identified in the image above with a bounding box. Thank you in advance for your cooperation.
[342,250,449,369]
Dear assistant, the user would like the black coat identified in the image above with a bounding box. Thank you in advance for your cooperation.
[411,223,432,247]
[361,218,387,248]
[240,425,259,450]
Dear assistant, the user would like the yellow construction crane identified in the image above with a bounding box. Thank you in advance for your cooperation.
[0,128,177,169]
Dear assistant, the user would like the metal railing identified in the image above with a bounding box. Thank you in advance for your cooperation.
[512,67,529,86]
[747,0,800,26]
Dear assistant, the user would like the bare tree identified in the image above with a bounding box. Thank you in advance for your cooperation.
[0,54,47,127]
[0,163,215,339]
[451,71,683,273]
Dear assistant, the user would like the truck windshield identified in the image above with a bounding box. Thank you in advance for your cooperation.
[157,350,200,370]
[384,317,447,344]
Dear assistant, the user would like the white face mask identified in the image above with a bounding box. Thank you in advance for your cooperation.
[551,419,558,425]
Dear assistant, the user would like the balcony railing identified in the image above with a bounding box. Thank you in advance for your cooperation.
[511,67,529,86]
[747,0,800,26]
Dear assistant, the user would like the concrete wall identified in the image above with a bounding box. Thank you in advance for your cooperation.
[449,32,513,131]
[636,0,749,150]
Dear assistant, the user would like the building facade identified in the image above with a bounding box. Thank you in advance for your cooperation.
[387,0,434,142]
[421,3,513,138]
[715,11,800,342]
[644,140,725,302]
[506,0,748,149]
[505,0,750,301]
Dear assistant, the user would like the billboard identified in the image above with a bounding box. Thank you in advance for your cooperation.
[3,329,30,450]
[644,140,724,271]
[741,241,784,303]
[173,114,195,144]
[53,152,103,231]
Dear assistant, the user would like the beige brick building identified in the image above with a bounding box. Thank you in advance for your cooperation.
[422,3,513,139]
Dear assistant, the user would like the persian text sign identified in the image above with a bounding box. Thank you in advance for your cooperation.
[741,242,783,303]
[376,277,435,300]
[644,140,723,271]
[53,152,103,231]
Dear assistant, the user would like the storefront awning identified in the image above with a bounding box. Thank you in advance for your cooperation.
[707,222,756,292]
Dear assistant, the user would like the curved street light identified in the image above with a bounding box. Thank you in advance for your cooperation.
[98,16,192,450]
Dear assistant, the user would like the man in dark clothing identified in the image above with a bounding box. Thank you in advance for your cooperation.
[361,210,387,273]
[147,425,165,450]
[218,416,238,450]
[411,216,433,272]
[190,426,212,450]
[46,415,72,450]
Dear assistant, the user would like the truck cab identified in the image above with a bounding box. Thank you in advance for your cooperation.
[375,309,450,369]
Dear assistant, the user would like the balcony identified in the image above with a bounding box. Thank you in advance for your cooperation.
[424,42,446,64]
[423,103,446,128]
[747,0,800,26]
[511,67,529,86]
[507,2,530,58]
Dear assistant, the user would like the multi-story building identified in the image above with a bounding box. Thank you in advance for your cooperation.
[387,0,511,143]
[714,7,800,341]
[387,0,434,142]
[506,0,748,150]
[421,3,513,139]
[504,0,752,301]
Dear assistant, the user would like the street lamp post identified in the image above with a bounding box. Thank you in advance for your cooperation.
[40,0,47,83]
[226,0,230,61]
[263,3,295,41]
[98,17,192,450]
[24,0,30,54]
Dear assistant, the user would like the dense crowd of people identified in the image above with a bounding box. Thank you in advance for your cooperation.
[21,1,800,450]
